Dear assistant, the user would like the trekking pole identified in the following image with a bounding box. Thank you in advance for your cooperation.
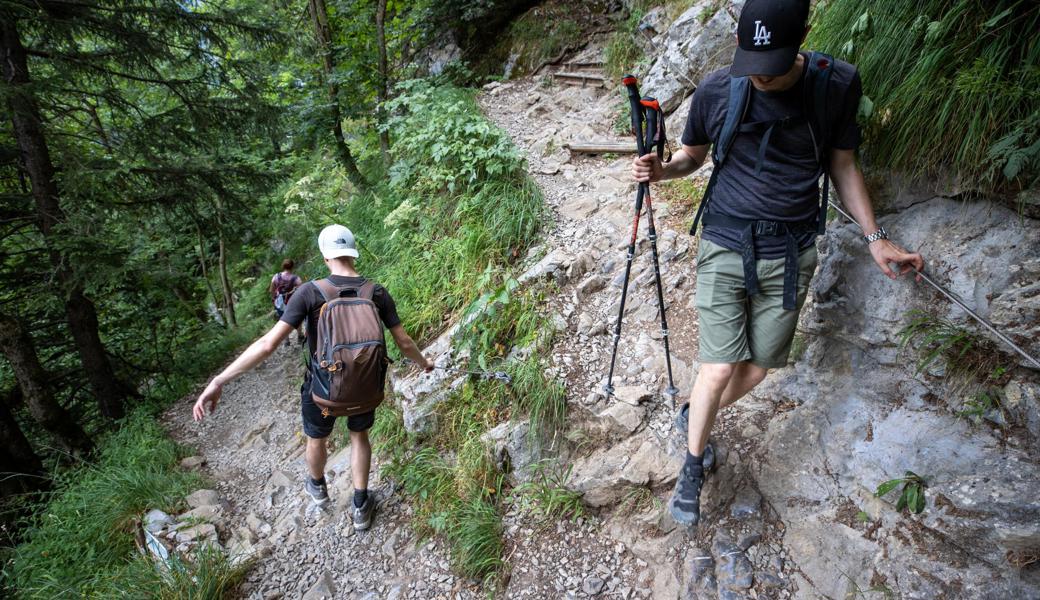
[604,75,648,397]
[641,98,681,402]
[604,75,681,402]
[828,200,1040,370]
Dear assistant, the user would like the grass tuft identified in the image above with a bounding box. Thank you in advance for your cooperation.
[7,411,204,598]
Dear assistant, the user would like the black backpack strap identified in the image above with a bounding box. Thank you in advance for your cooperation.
[806,51,834,235]
[690,75,751,236]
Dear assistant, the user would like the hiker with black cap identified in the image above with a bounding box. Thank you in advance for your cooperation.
[631,0,924,526]
[193,224,434,531]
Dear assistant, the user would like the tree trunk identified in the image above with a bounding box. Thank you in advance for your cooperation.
[0,399,48,501]
[218,232,237,328]
[0,314,94,457]
[375,0,390,161]
[2,18,128,421]
[195,222,224,326]
[307,0,369,192]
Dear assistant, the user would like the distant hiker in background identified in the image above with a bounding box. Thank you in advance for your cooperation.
[194,224,434,531]
[630,0,924,527]
[270,258,303,346]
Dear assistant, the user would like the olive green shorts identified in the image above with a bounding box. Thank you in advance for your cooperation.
[694,239,818,369]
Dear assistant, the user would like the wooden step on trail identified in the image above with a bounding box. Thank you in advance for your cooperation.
[552,71,606,88]
[564,141,637,154]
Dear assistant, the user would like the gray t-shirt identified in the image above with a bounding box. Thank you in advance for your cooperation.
[681,54,862,258]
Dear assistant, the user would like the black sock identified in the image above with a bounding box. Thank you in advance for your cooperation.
[684,451,704,475]
[353,488,368,508]
[310,476,326,487]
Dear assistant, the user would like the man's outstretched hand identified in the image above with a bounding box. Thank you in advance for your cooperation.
[631,153,663,183]
[869,239,924,282]
[193,380,223,421]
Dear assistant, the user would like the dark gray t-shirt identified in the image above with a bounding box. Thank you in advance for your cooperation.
[681,54,863,258]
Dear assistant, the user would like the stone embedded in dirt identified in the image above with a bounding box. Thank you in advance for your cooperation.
[245,512,271,538]
[684,545,717,597]
[267,469,294,490]
[175,522,217,544]
[713,534,754,591]
[757,572,785,589]
[179,455,206,469]
[583,576,606,595]
[613,385,652,406]
[598,402,645,434]
[729,484,762,519]
[185,488,221,508]
[578,274,606,299]
[177,504,224,523]
[144,509,174,533]
[302,570,336,600]
[326,446,352,476]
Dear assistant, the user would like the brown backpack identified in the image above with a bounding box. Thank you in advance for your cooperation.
[309,279,389,417]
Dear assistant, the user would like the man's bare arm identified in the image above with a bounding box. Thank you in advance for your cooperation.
[193,322,294,420]
[631,144,709,183]
[389,325,432,370]
[830,149,923,280]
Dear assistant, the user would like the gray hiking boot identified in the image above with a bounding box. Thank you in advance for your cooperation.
[674,403,717,472]
[304,478,329,506]
[353,495,376,531]
[668,459,705,527]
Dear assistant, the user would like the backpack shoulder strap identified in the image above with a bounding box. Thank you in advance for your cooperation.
[313,278,338,303]
[806,51,835,235]
[805,51,835,163]
[713,75,751,165]
[357,280,377,301]
[691,75,750,236]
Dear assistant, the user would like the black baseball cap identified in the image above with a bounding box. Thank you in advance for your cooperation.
[731,0,811,77]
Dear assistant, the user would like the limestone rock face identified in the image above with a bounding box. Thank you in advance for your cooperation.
[641,1,740,113]
[755,197,1040,598]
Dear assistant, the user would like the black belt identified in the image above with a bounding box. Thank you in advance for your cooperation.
[701,213,816,310]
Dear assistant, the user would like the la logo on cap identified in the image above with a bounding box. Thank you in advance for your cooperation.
[753,20,771,46]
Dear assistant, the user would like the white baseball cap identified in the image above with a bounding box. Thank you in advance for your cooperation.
[318,224,359,260]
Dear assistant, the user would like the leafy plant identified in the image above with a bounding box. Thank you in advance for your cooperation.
[513,461,587,524]
[875,471,928,514]
[898,310,1003,378]
[809,0,1040,190]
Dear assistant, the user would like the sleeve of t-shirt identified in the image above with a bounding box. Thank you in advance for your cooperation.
[374,285,402,328]
[279,281,313,328]
[680,89,711,147]
[832,70,863,150]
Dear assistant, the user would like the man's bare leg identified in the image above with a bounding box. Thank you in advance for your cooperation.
[350,430,371,493]
[670,362,736,525]
[718,362,768,410]
[686,362,736,455]
[305,435,328,479]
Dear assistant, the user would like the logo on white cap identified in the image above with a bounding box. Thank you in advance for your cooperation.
[753,20,772,46]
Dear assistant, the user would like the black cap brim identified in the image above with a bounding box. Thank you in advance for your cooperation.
[730,45,799,77]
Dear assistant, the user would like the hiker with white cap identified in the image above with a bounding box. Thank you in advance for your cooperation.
[631,0,925,526]
[193,224,433,531]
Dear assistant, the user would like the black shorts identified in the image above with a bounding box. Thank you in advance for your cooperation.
[300,376,375,439]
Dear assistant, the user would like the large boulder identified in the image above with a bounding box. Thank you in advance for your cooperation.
[641,1,740,113]
[753,197,1040,598]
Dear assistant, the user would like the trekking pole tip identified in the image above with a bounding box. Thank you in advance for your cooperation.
[603,383,615,396]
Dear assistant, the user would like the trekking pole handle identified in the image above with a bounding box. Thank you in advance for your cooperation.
[642,97,660,159]
[622,75,646,157]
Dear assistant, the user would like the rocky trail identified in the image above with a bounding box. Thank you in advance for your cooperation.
[160,35,1040,599]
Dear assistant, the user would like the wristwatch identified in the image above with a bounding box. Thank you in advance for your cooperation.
[864,226,888,244]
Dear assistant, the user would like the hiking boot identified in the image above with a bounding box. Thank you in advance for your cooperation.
[352,495,376,531]
[304,478,329,506]
[668,460,705,527]
[674,403,716,472]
